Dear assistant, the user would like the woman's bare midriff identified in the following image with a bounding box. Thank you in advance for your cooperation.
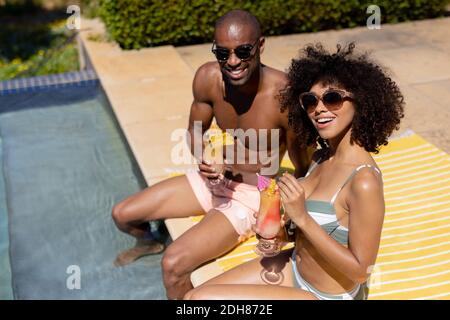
[294,233,359,294]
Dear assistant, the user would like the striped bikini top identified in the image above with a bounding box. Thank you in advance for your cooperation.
[302,158,381,245]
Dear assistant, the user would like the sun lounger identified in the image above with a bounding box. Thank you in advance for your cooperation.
[164,131,450,299]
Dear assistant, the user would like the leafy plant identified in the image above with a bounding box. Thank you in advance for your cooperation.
[98,0,450,49]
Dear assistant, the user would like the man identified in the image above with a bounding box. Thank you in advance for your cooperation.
[112,9,312,300]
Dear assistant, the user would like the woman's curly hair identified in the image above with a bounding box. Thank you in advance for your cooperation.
[279,43,405,153]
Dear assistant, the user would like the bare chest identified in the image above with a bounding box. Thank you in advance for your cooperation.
[212,96,280,132]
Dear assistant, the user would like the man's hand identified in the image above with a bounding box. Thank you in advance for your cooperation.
[198,159,220,180]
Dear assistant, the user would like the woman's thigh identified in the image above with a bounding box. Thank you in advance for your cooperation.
[202,248,296,287]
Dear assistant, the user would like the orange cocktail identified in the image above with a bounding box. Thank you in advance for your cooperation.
[255,178,282,257]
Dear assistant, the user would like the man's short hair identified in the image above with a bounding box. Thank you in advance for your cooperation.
[214,9,262,39]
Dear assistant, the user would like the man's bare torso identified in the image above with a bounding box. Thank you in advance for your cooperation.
[199,62,289,184]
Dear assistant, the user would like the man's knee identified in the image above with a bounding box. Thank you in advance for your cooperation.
[161,243,192,280]
[183,288,198,300]
[184,287,212,300]
[111,201,133,228]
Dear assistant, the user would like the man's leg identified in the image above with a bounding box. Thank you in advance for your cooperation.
[112,175,206,266]
[161,209,240,299]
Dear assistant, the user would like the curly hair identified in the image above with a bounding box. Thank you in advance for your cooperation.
[279,43,405,153]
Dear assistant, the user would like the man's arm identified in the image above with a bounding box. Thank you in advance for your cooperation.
[286,127,315,178]
[187,64,215,160]
[280,109,314,178]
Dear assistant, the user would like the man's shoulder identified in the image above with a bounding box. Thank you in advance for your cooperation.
[257,66,289,125]
[263,65,288,86]
[259,65,288,102]
[192,62,222,102]
[195,61,221,81]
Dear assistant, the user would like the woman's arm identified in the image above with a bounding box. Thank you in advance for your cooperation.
[278,171,384,284]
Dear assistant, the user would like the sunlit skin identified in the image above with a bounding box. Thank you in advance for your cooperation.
[184,82,385,300]
[111,12,312,300]
[214,23,262,87]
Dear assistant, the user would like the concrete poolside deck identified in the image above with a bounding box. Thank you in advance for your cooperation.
[80,17,450,190]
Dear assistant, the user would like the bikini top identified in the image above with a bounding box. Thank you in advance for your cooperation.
[300,157,381,245]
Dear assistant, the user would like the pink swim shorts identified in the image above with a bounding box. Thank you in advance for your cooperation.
[186,170,260,238]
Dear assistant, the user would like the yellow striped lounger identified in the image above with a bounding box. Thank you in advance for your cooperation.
[164,131,450,300]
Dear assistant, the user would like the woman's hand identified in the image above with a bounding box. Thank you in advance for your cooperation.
[277,172,308,226]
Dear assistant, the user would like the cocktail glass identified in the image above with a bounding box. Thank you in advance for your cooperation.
[254,178,282,257]
[203,131,234,186]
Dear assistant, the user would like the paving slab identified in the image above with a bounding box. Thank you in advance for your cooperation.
[177,18,450,153]
[373,46,450,84]
[80,17,450,186]
[122,116,196,179]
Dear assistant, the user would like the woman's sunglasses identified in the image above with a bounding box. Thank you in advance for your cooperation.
[299,89,353,112]
[211,39,259,62]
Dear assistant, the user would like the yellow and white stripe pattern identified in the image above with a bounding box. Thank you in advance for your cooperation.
[187,133,450,300]
[367,133,450,300]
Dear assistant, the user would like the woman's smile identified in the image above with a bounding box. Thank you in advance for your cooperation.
[314,116,336,129]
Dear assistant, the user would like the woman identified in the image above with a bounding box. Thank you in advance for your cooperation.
[184,43,404,300]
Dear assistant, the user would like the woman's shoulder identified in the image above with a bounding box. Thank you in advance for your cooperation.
[348,164,383,199]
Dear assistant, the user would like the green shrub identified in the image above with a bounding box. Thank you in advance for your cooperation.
[80,0,102,18]
[99,0,450,49]
[0,20,79,81]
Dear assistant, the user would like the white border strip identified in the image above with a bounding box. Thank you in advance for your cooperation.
[384,208,450,223]
[383,164,450,183]
[376,250,450,266]
[376,148,437,165]
[385,178,450,195]
[375,270,450,286]
[413,292,450,300]
[372,259,450,277]
[373,143,430,160]
[385,185,450,202]
[382,159,449,177]
[378,241,450,257]
[384,171,450,189]
[386,193,450,208]
[217,251,256,262]
[380,153,446,170]
[381,223,450,239]
[369,280,450,297]
[380,232,450,248]
[386,201,450,215]
[383,216,450,231]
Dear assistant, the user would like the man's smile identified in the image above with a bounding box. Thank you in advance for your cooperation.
[224,67,248,80]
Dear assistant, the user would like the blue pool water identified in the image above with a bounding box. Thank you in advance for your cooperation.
[0,82,168,299]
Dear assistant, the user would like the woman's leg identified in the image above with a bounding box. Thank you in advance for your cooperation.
[184,283,317,300]
[184,248,317,300]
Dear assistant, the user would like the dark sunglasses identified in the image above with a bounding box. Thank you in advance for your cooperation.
[211,39,259,62]
[299,89,353,112]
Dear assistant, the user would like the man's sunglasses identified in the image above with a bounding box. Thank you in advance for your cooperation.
[299,89,353,112]
[211,39,259,62]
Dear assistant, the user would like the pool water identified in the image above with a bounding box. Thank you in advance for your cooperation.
[0,83,168,299]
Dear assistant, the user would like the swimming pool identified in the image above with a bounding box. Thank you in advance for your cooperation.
[0,77,168,299]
